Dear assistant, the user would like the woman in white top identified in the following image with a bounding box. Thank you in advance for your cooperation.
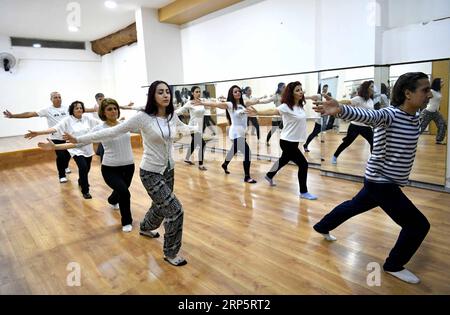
[66,81,196,267]
[37,99,136,232]
[252,81,318,200]
[25,101,100,199]
[176,86,208,170]
[331,80,375,164]
[196,85,259,183]
[420,78,447,144]
[242,86,263,141]
[260,82,286,146]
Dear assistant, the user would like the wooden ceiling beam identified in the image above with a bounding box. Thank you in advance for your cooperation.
[159,0,244,25]
[91,23,137,56]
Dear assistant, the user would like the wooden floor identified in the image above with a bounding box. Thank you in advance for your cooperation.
[0,147,449,294]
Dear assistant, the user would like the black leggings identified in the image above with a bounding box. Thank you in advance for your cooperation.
[101,164,135,226]
[334,124,373,158]
[203,115,216,134]
[248,117,260,140]
[73,155,92,194]
[223,137,252,179]
[266,139,309,193]
[52,139,71,178]
[266,120,283,143]
[186,132,206,165]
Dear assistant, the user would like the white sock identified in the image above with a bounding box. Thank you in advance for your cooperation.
[385,269,420,284]
[320,232,337,241]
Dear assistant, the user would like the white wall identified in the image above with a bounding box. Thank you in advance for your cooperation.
[315,0,376,70]
[0,35,102,137]
[100,43,148,114]
[181,0,316,83]
[136,7,184,85]
[388,0,450,28]
[382,18,450,64]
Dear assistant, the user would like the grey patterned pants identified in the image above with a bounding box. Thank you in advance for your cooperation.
[420,110,447,142]
[140,168,184,258]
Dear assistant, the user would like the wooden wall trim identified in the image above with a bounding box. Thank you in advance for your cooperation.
[91,23,137,56]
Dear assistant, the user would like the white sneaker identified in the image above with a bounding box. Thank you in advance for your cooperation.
[385,269,420,284]
[110,203,119,210]
[122,224,133,233]
[59,177,68,183]
[65,168,71,174]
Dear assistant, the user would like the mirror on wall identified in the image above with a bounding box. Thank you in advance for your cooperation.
[319,61,448,187]
[173,72,322,167]
[319,66,376,176]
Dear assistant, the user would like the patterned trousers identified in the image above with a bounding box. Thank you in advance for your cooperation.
[140,168,184,258]
[420,110,447,142]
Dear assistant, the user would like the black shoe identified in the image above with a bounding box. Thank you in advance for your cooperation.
[82,193,92,199]
[221,163,230,174]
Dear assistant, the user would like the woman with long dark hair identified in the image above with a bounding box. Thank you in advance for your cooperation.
[331,80,375,165]
[251,81,318,199]
[195,85,259,183]
[176,86,208,170]
[66,81,196,266]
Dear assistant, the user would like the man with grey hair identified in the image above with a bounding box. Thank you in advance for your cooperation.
[3,92,72,183]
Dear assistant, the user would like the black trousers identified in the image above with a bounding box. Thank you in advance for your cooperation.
[203,115,216,134]
[101,164,135,226]
[266,120,283,143]
[72,155,92,194]
[314,179,430,272]
[248,117,260,140]
[266,139,309,193]
[334,124,373,158]
[186,132,206,165]
[52,139,71,178]
[223,137,252,178]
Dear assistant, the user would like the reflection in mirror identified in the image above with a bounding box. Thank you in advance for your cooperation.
[211,73,321,166]
[390,61,447,185]
[320,66,375,177]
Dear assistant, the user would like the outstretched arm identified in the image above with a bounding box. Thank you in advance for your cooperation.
[192,99,228,110]
[4,110,39,118]
[24,127,57,139]
[313,95,393,127]
[38,139,76,151]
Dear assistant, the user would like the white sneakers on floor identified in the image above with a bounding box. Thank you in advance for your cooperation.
[65,168,71,174]
[110,203,120,210]
[59,177,68,183]
[319,233,337,241]
[122,224,133,233]
[385,269,420,284]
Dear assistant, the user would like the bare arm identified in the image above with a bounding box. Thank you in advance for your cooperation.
[24,128,57,139]
[4,110,39,118]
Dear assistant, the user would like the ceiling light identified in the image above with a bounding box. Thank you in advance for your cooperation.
[33,43,42,48]
[68,25,79,32]
[104,1,117,9]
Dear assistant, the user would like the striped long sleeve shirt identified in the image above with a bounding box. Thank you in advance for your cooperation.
[338,105,420,186]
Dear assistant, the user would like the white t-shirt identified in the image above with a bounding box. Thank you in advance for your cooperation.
[278,103,307,142]
[350,96,374,127]
[226,102,247,140]
[54,115,100,157]
[175,101,205,133]
[90,122,134,167]
[425,90,441,112]
[37,106,69,140]
[155,117,171,140]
